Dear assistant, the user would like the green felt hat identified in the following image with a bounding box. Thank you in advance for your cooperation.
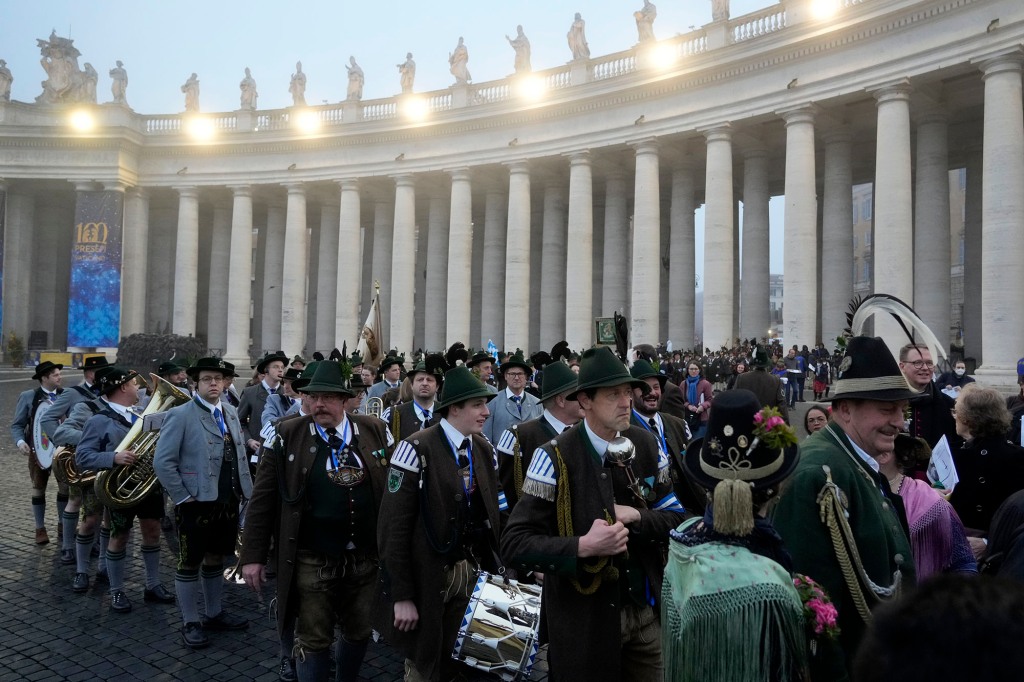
[297,360,356,397]
[567,346,648,400]
[436,366,493,409]
[500,348,532,374]
[540,361,579,402]
[629,359,667,389]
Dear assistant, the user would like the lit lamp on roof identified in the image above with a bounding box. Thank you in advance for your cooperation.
[69,109,95,132]
[293,109,320,133]
[643,40,679,70]
[185,115,215,141]
[515,74,547,102]
[402,96,429,121]
[811,0,841,19]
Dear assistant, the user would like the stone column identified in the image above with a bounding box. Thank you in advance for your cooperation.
[333,181,361,347]
[702,126,735,349]
[121,187,149,337]
[913,110,951,347]
[602,170,629,317]
[172,186,200,337]
[540,182,567,349]
[781,107,818,348]
[146,204,176,334]
[446,169,473,343]
[566,151,594,350]
[281,183,308,355]
[206,200,232,354]
[225,185,253,365]
[314,199,340,350]
[34,196,63,340]
[669,165,696,349]
[962,150,982,363]
[504,161,531,350]
[740,148,770,341]
[481,188,508,347]
[630,138,661,345]
[978,54,1024,379]
[261,200,286,352]
[390,175,416,355]
[424,193,450,350]
[2,187,33,339]
[371,199,394,342]
[872,82,914,353]
[821,131,854,347]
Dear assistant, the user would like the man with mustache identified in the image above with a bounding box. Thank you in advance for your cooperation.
[773,336,918,678]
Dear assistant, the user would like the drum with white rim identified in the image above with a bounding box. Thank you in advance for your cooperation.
[32,402,58,469]
[452,571,542,681]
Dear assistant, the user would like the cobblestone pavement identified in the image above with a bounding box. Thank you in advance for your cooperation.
[0,369,549,682]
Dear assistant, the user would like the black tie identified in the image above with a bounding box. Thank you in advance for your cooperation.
[457,438,471,468]
[648,417,658,433]
[420,409,430,431]
[325,427,344,450]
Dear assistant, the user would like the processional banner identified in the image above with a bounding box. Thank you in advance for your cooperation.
[68,191,123,348]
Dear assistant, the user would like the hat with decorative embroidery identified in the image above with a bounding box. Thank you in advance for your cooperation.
[828,336,919,402]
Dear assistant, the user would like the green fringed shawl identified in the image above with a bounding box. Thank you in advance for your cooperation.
[662,526,809,682]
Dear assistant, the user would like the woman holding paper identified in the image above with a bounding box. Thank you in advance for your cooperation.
[949,385,1024,535]
[875,434,976,579]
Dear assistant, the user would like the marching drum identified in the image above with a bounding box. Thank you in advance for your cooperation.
[32,403,57,469]
[452,572,542,681]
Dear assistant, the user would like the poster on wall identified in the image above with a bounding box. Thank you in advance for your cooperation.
[68,191,123,348]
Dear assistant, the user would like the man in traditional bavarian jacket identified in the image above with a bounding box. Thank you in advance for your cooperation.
[375,366,503,682]
[380,356,443,441]
[11,360,65,545]
[773,336,917,678]
[240,360,393,682]
[154,357,253,649]
[629,359,704,517]
[495,360,581,514]
[501,346,686,681]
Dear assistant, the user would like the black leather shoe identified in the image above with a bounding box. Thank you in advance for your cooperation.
[60,549,75,565]
[201,610,248,631]
[144,584,176,604]
[71,572,89,593]
[110,590,132,613]
[181,622,210,649]
[277,656,297,682]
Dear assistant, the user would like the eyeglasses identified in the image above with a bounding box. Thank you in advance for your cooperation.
[505,371,526,378]
[905,360,935,369]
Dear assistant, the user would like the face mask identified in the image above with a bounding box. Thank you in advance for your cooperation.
[954,369,965,377]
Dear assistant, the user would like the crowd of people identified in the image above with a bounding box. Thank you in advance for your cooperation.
[11,332,1024,681]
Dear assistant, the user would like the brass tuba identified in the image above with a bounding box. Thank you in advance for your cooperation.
[94,373,190,509]
[52,446,98,488]
[364,396,384,419]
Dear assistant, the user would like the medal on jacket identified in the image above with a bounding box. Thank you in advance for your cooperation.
[317,422,365,487]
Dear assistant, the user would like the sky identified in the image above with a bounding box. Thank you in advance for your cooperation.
[1,0,786,284]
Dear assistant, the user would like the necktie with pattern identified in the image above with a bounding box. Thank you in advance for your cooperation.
[511,394,522,417]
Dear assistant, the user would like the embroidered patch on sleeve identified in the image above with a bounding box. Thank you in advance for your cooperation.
[495,429,517,456]
[525,448,557,486]
[387,467,405,493]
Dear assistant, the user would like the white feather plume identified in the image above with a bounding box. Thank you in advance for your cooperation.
[849,294,947,363]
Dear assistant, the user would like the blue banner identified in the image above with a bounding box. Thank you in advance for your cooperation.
[68,191,123,348]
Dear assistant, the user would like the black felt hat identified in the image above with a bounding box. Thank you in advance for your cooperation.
[379,351,405,371]
[684,389,799,493]
[466,350,493,368]
[540,362,579,402]
[255,351,289,373]
[829,336,920,402]
[31,361,63,381]
[97,366,140,394]
[157,361,186,376]
[82,355,113,371]
[567,346,647,401]
[282,367,303,382]
[629,359,667,389]
[186,357,239,379]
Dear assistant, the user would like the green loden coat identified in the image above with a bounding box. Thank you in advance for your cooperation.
[238,413,392,637]
[772,422,916,677]
[500,423,685,681]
